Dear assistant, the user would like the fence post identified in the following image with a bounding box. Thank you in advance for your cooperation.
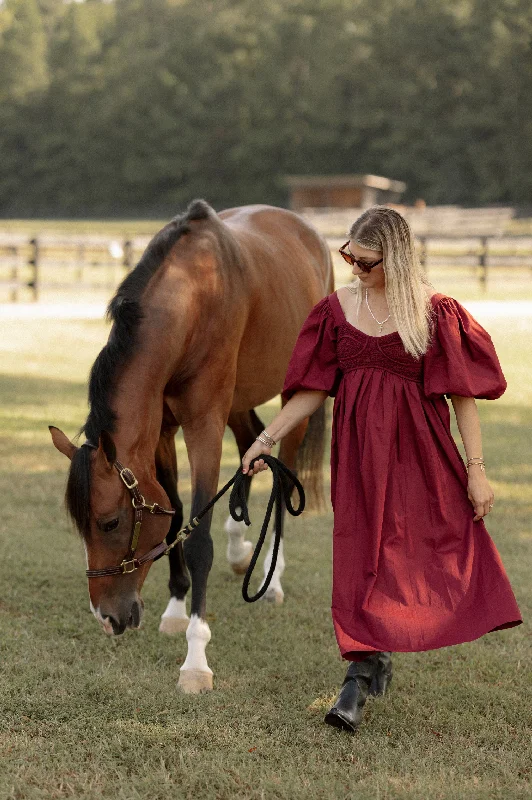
[28,237,40,301]
[418,236,427,271]
[9,245,18,303]
[123,239,134,271]
[76,242,85,282]
[479,236,488,292]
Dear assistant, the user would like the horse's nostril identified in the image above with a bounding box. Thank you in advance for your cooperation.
[128,601,142,629]
[108,615,127,636]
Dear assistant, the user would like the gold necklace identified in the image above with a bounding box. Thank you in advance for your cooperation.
[365,289,391,334]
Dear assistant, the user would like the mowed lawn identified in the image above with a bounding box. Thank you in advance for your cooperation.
[0,312,530,800]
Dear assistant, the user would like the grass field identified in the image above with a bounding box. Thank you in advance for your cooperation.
[0,309,531,799]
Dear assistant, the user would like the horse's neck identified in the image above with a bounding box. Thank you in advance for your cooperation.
[117,367,162,437]
[107,329,172,465]
[103,274,206,462]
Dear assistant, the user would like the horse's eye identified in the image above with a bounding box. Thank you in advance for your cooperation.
[102,518,119,533]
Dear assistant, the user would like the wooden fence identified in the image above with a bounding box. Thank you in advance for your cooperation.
[0,234,151,302]
[416,235,532,291]
[1,232,532,301]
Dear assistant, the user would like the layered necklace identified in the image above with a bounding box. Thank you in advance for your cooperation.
[365,288,391,334]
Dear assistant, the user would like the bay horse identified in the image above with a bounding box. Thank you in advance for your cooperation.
[50,200,333,693]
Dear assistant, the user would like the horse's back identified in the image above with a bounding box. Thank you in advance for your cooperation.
[220,203,332,300]
[218,205,334,409]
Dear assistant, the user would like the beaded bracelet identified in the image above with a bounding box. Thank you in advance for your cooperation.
[256,430,277,447]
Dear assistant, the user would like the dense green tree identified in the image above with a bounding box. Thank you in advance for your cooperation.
[0,0,48,102]
[0,0,531,216]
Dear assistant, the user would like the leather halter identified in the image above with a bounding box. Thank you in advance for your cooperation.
[82,443,198,579]
[79,445,305,602]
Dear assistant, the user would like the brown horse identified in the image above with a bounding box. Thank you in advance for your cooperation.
[50,200,333,693]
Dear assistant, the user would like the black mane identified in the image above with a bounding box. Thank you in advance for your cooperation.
[66,199,213,535]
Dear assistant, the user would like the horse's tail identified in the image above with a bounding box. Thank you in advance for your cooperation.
[294,233,334,512]
[295,401,327,512]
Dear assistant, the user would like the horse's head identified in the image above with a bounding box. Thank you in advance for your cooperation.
[50,426,174,636]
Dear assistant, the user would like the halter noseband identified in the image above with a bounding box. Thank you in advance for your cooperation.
[81,442,198,579]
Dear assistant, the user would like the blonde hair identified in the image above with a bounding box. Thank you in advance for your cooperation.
[348,206,433,358]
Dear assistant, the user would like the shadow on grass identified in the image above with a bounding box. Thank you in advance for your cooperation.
[0,371,87,407]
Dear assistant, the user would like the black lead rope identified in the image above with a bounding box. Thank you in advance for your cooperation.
[233,456,305,602]
[172,456,305,603]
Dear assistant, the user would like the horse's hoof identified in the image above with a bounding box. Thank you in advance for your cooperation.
[178,669,213,694]
[159,615,189,635]
[262,587,284,605]
[229,547,253,575]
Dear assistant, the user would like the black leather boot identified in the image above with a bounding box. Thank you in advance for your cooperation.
[369,651,393,697]
[324,654,380,733]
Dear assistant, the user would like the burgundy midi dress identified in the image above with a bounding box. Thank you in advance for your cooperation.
[282,291,522,659]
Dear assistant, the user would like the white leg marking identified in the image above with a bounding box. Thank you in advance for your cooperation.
[181,615,212,673]
[225,509,253,574]
[260,533,285,604]
[159,596,190,635]
[178,614,213,693]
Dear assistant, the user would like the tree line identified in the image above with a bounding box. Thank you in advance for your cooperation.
[0,0,531,217]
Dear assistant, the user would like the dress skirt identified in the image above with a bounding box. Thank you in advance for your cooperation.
[283,291,522,659]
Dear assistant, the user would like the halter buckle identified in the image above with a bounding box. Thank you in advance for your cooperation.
[120,558,139,574]
[119,469,138,491]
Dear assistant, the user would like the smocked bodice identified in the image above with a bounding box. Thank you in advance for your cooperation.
[336,323,423,382]
[326,292,423,383]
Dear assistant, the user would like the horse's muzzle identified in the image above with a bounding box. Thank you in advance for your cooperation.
[97,597,144,636]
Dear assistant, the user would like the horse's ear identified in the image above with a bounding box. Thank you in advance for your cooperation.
[49,426,77,460]
[98,431,116,468]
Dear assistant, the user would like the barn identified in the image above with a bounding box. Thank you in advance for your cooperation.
[285,174,407,211]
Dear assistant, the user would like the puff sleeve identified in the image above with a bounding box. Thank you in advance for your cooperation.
[423,296,506,400]
[282,296,342,400]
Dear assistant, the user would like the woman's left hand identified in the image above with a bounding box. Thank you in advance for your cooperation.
[467,469,495,522]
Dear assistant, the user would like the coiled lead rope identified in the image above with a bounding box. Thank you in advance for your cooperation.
[171,456,305,602]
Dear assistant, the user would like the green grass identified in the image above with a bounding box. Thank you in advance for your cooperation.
[0,219,166,236]
[0,315,530,800]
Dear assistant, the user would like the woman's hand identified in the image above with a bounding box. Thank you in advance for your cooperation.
[241,440,272,476]
[239,390,327,477]
[467,468,494,521]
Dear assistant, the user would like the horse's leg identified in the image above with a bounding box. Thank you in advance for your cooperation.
[260,409,308,605]
[225,409,264,574]
[155,427,190,635]
[178,417,224,694]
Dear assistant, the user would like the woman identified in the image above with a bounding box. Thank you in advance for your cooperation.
[241,206,522,733]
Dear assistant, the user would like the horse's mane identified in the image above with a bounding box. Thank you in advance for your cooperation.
[66,198,216,536]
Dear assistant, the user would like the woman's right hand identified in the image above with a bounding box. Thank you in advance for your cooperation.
[241,440,272,475]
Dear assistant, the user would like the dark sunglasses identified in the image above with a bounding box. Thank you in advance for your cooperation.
[339,241,383,273]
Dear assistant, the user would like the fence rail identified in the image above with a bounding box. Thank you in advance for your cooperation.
[1,232,532,301]
[0,234,152,302]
